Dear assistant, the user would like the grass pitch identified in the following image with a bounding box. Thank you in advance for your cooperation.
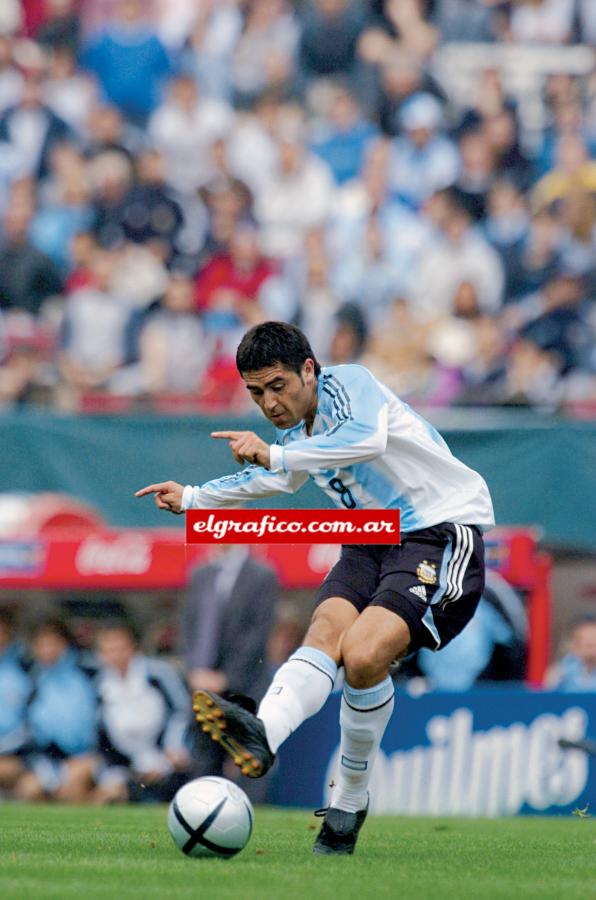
[1,805,595,900]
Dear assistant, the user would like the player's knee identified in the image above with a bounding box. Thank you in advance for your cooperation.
[342,645,381,689]
[303,610,345,664]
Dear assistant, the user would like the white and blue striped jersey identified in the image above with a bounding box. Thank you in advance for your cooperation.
[181,364,495,532]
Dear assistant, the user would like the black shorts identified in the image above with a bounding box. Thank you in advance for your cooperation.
[314,523,485,653]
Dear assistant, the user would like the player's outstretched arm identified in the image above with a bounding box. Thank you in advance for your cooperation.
[135,481,184,514]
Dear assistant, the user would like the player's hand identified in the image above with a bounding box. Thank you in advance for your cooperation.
[134,481,184,514]
[211,431,271,468]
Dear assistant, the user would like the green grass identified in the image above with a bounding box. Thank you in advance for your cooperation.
[0,805,595,900]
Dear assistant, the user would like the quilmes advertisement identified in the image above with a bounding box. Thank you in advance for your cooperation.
[275,691,596,817]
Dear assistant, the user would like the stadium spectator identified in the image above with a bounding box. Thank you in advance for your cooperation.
[509,0,575,45]
[84,102,143,166]
[483,179,530,278]
[43,45,98,139]
[456,314,509,406]
[0,311,53,407]
[509,273,592,376]
[224,92,283,197]
[56,246,134,400]
[310,83,379,185]
[135,272,211,396]
[14,618,96,803]
[532,134,596,213]
[454,128,498,221]
[297,0,367,88]
[148,74,234,196]
[363,295,431,397]
[88,149,134,248]
[412,190,504,321]
[499,336,563,409]
[431,0,498,43]
[502,210,564,301]
[362,0,438,62]
[577,0,596,44]
[181,0,242,102]
[231,0,299,107]
[548,616,596,692]
[388,93,460,209]
[118,149,184,255]
[329,138,429,322]
[327,302,369,365]
[82,0,172,125]
[35,0,80,53]
[29,145,93,274]
[374,53,445,137]
[0,609,30,793]
[0,198,63,315]
[93,620,191,804]
[483,108,533,190]
[181,547,279,794]
[199,174,254,261]
[195,221,278,330]
[255,118,336,258]
[290,228,343,361]
[0,66,71,180]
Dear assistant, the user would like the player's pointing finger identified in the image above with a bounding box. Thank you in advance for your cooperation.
[211,431,243,439]
[135,483,171,497]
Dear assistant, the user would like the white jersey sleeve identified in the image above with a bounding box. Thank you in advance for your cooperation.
[269,366,388,474]
[181,465,308,510]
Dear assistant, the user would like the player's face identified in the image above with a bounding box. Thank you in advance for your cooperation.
[242,360,318,429]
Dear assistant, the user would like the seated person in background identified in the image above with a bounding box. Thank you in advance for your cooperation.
[0,608,31,794]
[93,620,192,804]
[548,616,596,692]
[412,570,527,691]
[14,618,97,803]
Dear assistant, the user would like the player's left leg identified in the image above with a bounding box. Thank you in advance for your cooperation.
[330,607,410,814]
[313,608,409,855]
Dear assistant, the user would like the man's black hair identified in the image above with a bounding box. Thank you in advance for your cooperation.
[236,321,321,377]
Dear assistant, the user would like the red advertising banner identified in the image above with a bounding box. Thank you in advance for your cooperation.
[186,509,401,545]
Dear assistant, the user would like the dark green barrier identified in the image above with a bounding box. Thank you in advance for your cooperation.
[1,410,594,549]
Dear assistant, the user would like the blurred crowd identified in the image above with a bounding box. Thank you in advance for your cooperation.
[0,546,297,803]
[0,0,595,413]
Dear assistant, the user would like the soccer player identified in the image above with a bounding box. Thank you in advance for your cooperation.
[136,321,494,855]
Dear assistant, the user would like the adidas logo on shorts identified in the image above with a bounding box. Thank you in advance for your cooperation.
[409,584,427,601]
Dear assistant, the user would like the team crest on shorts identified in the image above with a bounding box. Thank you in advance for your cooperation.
[416,560,437,585]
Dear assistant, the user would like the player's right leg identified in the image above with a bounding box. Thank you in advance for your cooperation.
[192,596,359,777]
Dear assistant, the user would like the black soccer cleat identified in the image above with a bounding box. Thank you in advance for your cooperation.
[312,803,369,856]
[192,690,275,778]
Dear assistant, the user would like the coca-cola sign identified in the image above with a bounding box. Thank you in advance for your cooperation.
[75,534,152,575]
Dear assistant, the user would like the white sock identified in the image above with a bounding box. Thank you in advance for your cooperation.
[331,676,395,814]
[257,647,337,754]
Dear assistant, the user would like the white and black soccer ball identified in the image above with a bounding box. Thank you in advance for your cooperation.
[168,776,254,859]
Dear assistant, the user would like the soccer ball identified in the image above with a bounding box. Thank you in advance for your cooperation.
[167,776,254,859]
